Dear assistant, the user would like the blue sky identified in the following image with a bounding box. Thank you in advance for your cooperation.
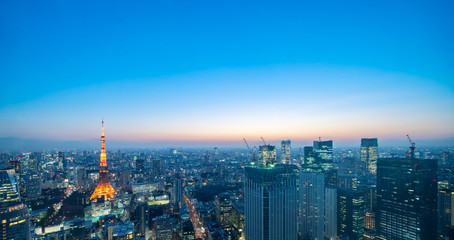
[1,0,453,147]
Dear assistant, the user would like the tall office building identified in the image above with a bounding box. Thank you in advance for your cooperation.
[245,164,298,240]
[136,158,145,176]
[216,193,233,230]
[155,215,172,240]
[360,138,378,175]
[324,187,337,240]
[337,189,366,240]
[313,140,333,170]
[376,158,437,240]
[152,159,162,178]
[258,145,277,167]
[136,202,148,237]
[90,121,117,202]
[22,172,41,201]
[298,168,325,240]
[0,169,30,240]
[0,169,21,204]
[172,173,183,207]
[281,140,291,164]
[303,147,315,164]
[0,203,30,240]
[438,187,454,238]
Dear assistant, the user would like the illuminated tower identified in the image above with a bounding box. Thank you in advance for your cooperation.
[281,140,291,164]
[90,121,117,202]
[360,138,378,175]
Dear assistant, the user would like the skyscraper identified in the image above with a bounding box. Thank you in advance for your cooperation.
[22,172,41,201]
[337,189,366,240]
[258,145,276,166]
[303,146,315,164]
[136,202,148,237]
[360,138,378,175]
[216,193,233,230]
[172,173,183,207]
[136,158,145,177]
[244,164,298,240]
[376,158,437,240]
[0,169,20,205]
[281,140,291,164]
[324,187,337,240]
[0,203,30,240]
[298,168,324,240]
[152,159,162,178]
[90,121,117,202]
[0,169,30,240]
[313,140,333,170]
[438,187,454,238]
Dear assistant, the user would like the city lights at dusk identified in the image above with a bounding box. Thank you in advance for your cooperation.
[1,1,454,240]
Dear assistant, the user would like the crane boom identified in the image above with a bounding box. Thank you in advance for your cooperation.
[243,138,252,152]
[406,134,416,158]
[243,138,257,164]
[261,137,267,145]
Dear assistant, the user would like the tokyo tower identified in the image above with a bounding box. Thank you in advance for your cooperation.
[90,120,117,202]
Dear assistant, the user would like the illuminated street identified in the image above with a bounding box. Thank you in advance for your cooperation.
[184,194,206,240]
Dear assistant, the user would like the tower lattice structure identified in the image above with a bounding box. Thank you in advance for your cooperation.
[90,121,117,202]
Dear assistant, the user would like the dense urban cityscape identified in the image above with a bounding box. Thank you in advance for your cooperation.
[2,1,453,240]
[1,121,453,239]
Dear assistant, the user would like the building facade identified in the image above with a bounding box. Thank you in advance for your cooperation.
[360,138,378,175]
[245,164,298,240]
[298,169,324,240]
[376,158,437,240]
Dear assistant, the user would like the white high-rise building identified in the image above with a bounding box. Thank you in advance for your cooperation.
[245,164,298,240]
[281,140,291,164]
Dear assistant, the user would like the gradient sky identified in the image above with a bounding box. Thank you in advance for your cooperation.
[1,0,454,147]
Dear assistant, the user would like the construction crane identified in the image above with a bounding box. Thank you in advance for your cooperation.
[243,138,257,163]
[406,135,416,159]
[261,137,267,145]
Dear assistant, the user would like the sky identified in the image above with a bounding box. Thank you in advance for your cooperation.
[1,0,454,148]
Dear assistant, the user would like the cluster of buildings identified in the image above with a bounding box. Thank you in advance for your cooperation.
[0,123,453,240]
[244,138,450,240]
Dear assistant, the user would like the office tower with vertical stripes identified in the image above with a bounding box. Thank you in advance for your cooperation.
[298,168,325,240]
[245,164,298,240]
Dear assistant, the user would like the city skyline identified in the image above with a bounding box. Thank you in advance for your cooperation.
[1,1,454,148]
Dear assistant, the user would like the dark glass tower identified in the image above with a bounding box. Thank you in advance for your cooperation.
[376,158,437,240]
[337,189,366,240]
[313,140,333,170]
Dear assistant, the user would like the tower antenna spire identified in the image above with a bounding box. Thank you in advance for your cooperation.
[90,118,116,202]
